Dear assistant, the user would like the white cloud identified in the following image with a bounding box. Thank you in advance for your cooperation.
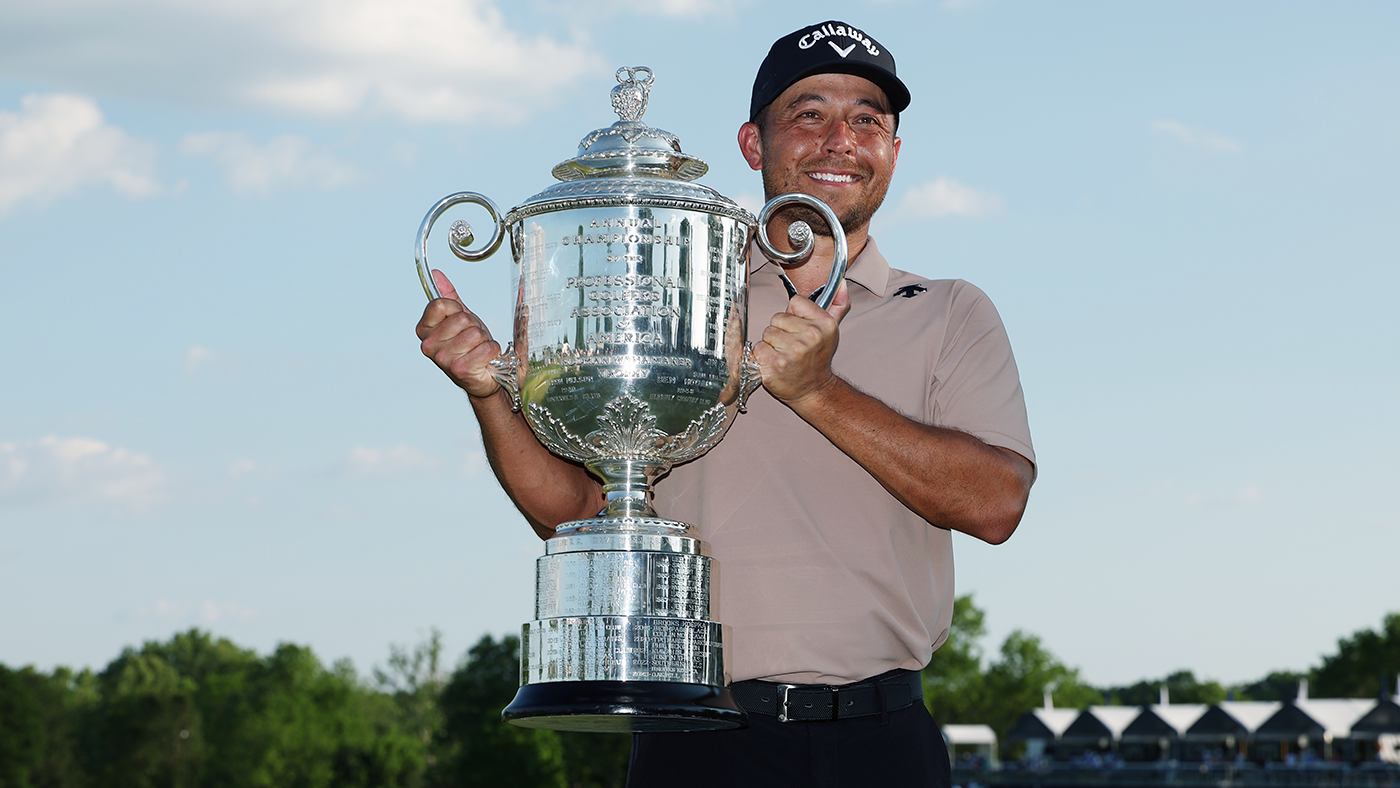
[182,133,358,196]
[542,0,746,19]
[344,444,443,477]
[618,0,748,16]
[227,459,260,477]
[184,345,219,375]
[1234,485,1265,505]
[201,600,257,622]
[226,459,280,486]
[0,93,162,213]
[343,442,489,478]
[136,598,257,622]
[890,176,1002,222]
[461,447,487,477]
[1152,120,1242,153]
[150,599,189,620]
[0,436,166,508]
[868,0,981,7]
[0,0,603,124]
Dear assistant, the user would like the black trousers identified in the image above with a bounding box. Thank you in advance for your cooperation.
[626,701,951,787]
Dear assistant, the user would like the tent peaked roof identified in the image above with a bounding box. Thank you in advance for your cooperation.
[1062,706,1142,743]
[1007,708,1080,741]
[1256,698,1376,739]
[1122,704,1209,741]
[1352,700,1400,737]
[1185,701,1282,738]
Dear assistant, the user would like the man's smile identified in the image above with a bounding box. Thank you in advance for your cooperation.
[807,171,860,184]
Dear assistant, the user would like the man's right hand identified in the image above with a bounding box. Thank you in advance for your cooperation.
[415,269,502,399]
[414,268,604,536]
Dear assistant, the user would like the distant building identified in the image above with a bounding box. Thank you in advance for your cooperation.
[1002,679,1400,765]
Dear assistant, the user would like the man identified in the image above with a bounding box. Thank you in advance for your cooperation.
[418,20,1034,788]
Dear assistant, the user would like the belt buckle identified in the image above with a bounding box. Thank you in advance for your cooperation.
[776,684,800,723]
[776,684,841,722]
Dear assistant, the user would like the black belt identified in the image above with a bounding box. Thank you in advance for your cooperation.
[729,669,923,723]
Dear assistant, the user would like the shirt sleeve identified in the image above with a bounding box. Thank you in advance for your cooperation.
[928,280,1035,466]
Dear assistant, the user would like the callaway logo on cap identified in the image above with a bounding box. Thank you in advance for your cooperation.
[749,20,911,122]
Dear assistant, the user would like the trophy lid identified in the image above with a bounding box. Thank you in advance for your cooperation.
[550,66,708,183]
[506,66,751,226]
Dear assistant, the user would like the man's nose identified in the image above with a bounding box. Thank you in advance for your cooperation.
[821,119,857,154]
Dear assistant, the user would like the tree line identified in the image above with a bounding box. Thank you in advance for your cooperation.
[2,600,1396,787]
[922,597,1400,753]
[0,629,627,788]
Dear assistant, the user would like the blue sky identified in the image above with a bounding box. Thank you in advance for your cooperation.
[2,0,1396,689]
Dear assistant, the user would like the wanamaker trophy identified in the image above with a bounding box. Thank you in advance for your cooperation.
[413,66,848,732]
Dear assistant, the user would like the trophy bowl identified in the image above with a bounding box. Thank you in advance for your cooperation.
[414,66,846,732]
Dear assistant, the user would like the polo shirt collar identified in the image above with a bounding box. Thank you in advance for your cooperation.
[749,236,892,298]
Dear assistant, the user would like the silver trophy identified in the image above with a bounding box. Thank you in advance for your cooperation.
[414,66,848,732]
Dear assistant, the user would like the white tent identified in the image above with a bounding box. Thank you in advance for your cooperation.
[1255,698,1377,759]
[1120,703,1210,759]
[943,723,1000,768]
[1006,707,1080,759]
[1121,703,1209,741]
[1007,707,1079,739]
[1182,700,1282,756]
[1060,706,1142,749]
[1353,699,1400,739]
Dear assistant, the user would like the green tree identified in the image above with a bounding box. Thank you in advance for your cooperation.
[1235,670,1307,701]
[921,595,1099,752]
[80,648,205,788]
[1101,670,1228,706]
[1313,613,1400,699]
[17,665,96,788]
[984,630,1100,742]
[374,628,447,762]
[429,635,566,788]
[0,663,46,788]
[923,594,990,724]
[67,630,424,788]
[136,630,259,787]
[232,643,422,788]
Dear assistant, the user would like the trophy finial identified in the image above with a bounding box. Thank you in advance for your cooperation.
[555,66,706,182]
[611,66,654,123]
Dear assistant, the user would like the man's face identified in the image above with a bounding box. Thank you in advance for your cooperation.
[740,72,901,236]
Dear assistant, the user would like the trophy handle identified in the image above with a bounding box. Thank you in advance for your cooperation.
[754,192,849,311]
[743,193,850,403]
[414,191,506,301]
[737,343,763,413]
[490,343,522,411]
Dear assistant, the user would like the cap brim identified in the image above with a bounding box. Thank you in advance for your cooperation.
[752,62,911,121]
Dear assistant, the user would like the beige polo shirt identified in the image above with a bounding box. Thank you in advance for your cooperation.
[652,237,1035,686]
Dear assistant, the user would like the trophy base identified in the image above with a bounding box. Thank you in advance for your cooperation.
[502,680,746,733]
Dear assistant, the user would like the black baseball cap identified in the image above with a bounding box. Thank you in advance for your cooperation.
[749,21,911,123]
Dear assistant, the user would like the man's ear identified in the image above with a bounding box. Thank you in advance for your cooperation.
[737,122,763,171]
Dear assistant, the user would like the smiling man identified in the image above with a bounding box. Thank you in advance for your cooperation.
[417,19,1035,788]
[621,20,1037,788]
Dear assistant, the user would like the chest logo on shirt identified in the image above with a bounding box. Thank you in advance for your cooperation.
[894,283,928,299]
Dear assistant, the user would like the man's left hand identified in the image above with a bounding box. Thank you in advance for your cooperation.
[752,280,851,406]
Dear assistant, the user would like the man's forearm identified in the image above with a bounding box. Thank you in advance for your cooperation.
[785,375,1033,544]
[469,388,606,540]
